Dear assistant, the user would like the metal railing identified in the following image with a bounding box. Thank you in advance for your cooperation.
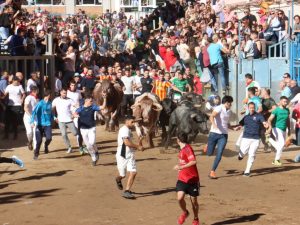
[268,40,290,60]
[0,55,56,97]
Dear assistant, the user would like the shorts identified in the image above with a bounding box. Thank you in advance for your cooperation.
[116,154,136,177]
[176,180,200,197]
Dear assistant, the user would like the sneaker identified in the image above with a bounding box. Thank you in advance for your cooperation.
[238,156,243,161]
[192,219,200,225]
[122,190,135,199]
[243,173,251,177]
[67,147,72,154]
[44,147,49,154]
[83,147,89,154]
[28,141,33,151]
[208,171,217,179]
[92,160,97,166]
[115,178,123,190]
[12,156,24,168]
[33,155,38,160]
[79,147,84,155]
[177,210,189,225]
[272,160,282,166]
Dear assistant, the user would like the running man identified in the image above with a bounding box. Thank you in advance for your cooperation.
[115,115,144,199]
[52,88,78,154]
[75,95,106,166]
[235,102,269,177]
[23,86,39,150]
[207,95,235,179]
[267,96,290,166]
[174,133,200,225]
[30,90,53,160]
[67,80,87,155]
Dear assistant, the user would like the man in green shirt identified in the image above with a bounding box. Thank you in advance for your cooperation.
[267,96,290,166]
[171,72,191,102]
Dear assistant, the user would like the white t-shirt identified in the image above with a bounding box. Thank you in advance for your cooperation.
[210,104,231,134]
[177,43,190,61]
[52,97,74,123]
[133,75,142,95]
[116,125,134,158]
[24,95,38,117]
[5,84,25,106]
[67,90,82,111]
[121,76,134,95]
[67,90,82,103]
[26,79,37,93]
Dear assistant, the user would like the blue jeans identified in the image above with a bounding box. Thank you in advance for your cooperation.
[293,127,300,146]
[211,62,227,90]
[207,132,228,171]
[34,125,52,156]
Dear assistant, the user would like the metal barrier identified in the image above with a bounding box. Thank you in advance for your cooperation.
[290,39,300,82]
[268,40,290,59]
[0,55,56,97]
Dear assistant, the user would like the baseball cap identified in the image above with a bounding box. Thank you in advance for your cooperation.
[74,72,80,77]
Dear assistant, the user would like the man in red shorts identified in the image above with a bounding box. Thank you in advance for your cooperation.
[174,133,200,225]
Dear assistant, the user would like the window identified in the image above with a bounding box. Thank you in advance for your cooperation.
[76,0,102,4]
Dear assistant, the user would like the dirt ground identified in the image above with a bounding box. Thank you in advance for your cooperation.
[0,125,300,225]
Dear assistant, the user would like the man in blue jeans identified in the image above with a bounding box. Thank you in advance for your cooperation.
[207,34,230,94]
[30,90,53,160]
[207,96,235,179]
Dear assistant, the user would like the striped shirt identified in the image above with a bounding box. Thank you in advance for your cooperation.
[154,80,172,101]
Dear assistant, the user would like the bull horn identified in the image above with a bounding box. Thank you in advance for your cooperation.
[194,104,202,108]
[152,103,163,111]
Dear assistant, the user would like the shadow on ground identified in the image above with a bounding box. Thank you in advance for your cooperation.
[0,188,61,205]
[211,213,265,225]
[134,187,176,198]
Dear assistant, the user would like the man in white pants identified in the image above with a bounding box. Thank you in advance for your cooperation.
[267,96,290,166]
[67,80,87,155]
[23,86,39,150]
[52,88,78,153]
[75,95,106,166]
[235,102,268,177]
[115,115,144,199]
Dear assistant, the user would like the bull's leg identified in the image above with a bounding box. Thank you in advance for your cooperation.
[105,117,110,131]
[149,131,155,148]
[161,126,167,142]
[135,125,144,148]
[165,124,176,149]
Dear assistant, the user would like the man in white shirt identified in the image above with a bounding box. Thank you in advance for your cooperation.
[207,96,235,179]
[3,77,25,139]
[52,88,78,153]
[115,115,143,199]
[67,80,87,155]
[121,68,134,117]
[23,86,39,150]
[26,72,38,93]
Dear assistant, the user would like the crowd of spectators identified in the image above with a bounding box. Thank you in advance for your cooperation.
[0,0,299,96]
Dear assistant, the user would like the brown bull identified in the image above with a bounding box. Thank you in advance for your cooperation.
[131,93,162,148]
[93,80,123,131]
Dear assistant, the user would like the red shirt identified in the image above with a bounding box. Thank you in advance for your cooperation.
[293,102,300,128]
[178,144,199,184]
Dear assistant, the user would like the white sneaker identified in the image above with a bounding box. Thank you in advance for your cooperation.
[67,147,73,154]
